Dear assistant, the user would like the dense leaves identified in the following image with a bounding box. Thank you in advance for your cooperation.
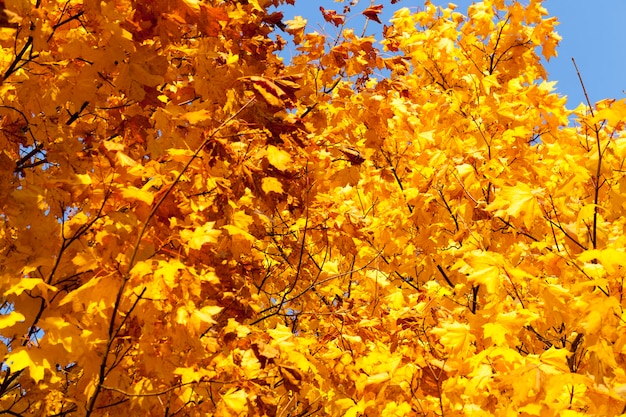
[1,0,626,415]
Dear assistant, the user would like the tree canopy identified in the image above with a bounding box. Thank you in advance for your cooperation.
[1,0,626,415]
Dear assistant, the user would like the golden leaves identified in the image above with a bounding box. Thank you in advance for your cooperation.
[268,324,293,346]
[578,248,626,275]
[431,321,475,356]
[2,0,626,416]
[538,346,571,374]
[117,47,168,101]
[180,109,213,124]
[456,250,504,294]
[58,276,119,316]
[198,6,230,37]
[483,322,508,346]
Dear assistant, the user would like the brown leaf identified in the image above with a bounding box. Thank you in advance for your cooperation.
[280,366,304,392]
[362,5,383,24]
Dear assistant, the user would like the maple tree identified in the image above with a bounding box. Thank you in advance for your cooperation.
[1,0,626,415]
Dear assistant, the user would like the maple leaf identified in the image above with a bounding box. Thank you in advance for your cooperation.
[180,222,221,251]
[266,144,292,171]
[320,7,345,26]
[221,388,249,414]
[261,176,284,194]
[486,183,542,230]
[0,311,25,328]
[285,16,307,44]
[198,5,230,37]
[362,5,384,24]
[241,76,291,108]
[5,349,49,384]
[194,305,223,324]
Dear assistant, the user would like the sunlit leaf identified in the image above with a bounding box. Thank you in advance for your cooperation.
[0,311,25,328]
[266,145,292,171]
[180,222,221,250]
[222,388,248,414]
[194,305,223,324]
[261,176,284,194]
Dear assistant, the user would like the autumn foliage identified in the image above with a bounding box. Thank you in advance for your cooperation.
[2,0,626,415]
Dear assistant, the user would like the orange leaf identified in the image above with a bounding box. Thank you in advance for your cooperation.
[242,76,287,107]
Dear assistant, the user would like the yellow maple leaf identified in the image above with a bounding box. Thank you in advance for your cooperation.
[115,151,138,167]
[154,259,185,288]
[578,248,626,275]
[261,176,284,194]
[129,260,154,280]
[268,324,293,346]
[243,76,286,107]
[222,222,254,240]
[0,311,25,328]
[181,0,201,12]
[232,209,254,230]
[223,318,251,337]
[576,204,596,227]
[538,346,570,373]
[193,305,223,324]
[431,321,474,356]
[456,250,504,294]
[181,109,212,124]
[241,350,261,379]
[266,145,292,171]
[121,186,154,205]
[285,16,307,43]
[174,367,201,384]
[180,222,221,250]
[381,401,412,417]
[5,349,48,383]
[483,322,508,346]
[364,372,390,389]
[593,98,626,127]
[5,278,57,301]
[222,388,248,414]
[486,183,542,229]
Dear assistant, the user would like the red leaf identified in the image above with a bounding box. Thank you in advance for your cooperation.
[320,7,345,26]
[362,5,383,24]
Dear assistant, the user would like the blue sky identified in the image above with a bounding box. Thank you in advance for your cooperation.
[277,0,625,109]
